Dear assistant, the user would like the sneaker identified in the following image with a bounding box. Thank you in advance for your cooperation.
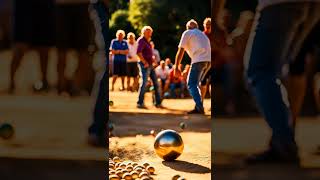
[137,104,148,109]
[245,149,300,165]
[187,107,205,114]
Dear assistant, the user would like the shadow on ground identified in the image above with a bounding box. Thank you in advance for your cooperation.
[214,152,320,180]
[0,158,106,180]
[109,112,211,137]
[162,160,211,173]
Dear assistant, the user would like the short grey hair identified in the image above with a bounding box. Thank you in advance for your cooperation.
[141,26,153,35]
[186,19,199,30]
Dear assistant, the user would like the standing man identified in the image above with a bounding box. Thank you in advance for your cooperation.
[110,30,128,91]
[243,1,320,164]
[174,19,211,114]
[136,26,162,108]
[126,32,139,92]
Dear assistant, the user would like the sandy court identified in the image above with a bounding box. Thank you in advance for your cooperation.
[109,83,212,179]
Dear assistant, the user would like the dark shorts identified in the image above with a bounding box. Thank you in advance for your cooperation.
[126,62,139,77]
[55,3,92,50]
[113,59,127,76]
[290,22,320,75]
[13,0,55,46]
[201,68,212,86]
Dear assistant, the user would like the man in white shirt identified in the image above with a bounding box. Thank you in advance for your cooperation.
[126,32,139,91]
[174,19,211,114]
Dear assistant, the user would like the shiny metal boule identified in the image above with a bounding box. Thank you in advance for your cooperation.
[154,129,184,161]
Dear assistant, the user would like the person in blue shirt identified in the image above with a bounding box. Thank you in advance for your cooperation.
[110,30,129,91]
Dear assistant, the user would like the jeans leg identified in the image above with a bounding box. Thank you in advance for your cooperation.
[244,3,311,152]
[88,70,107,137]
[150,68,162,105]
[169,83,176,98]
[187,62,208,110]
[137,62,149,105]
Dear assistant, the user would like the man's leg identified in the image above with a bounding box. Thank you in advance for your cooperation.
[111,75,117,91]
[36,46,50,91]
[57,49,67,94]
[187,62,209,112]
[88,70,107,147]
[9,43,28,93]
[137,62,149,106]
[244,3,311,162]
[74,50,94,94]
[150,68,162,105]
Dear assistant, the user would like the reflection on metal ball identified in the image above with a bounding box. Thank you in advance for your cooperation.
[154,129,184,161]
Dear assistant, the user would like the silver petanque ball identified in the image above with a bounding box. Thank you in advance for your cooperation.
[154,129,184,161]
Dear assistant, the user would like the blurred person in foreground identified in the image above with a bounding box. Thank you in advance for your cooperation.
[88,0,109,147]
[9,0,55,94]
[243,0,320,164]
[55,0,95,95]
[136,26,162,109]
[110,30,129,91]
[287,23,320,152]
[174,19,211,114]
[126,32,139,92]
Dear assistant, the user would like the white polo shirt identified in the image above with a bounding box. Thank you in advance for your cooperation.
[155,65,170,80]
[127,41,139,63]
[178,28,211,64]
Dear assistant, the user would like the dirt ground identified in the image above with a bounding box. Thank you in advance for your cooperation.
[109,83,212,180]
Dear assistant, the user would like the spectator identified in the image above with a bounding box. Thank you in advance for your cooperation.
[166,65,185,98]
[165,58,173,69]
[110,30,129,91]
[155,60,170,96]
[150,41,161,64]
[136,26,162,108]
[126,32,139,91]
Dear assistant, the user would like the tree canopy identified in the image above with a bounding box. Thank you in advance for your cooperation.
[110,0,211,63]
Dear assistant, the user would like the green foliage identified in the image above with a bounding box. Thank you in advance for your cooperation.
[109,9,136,38]
[109,0,129,14]
[112,0,211,63]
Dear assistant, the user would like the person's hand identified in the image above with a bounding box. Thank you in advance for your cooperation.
[174,67,181,78]
[152,62,158,68]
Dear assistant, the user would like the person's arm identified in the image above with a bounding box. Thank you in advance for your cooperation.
[119,49,129,55]
[174,47,185,78]
[137,53,149,68]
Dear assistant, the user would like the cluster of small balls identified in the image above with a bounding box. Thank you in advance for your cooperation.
[109,157,155,180]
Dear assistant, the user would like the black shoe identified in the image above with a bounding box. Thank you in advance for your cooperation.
[246,149,300,165]
[137,104,147,109]
[87,134,107,148]
[187,107,205,114]
[155,104,164,109]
